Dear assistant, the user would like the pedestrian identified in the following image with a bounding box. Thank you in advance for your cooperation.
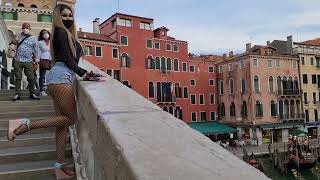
[38,29,52,96]
[11,22,40,101]
[7,4,101,179]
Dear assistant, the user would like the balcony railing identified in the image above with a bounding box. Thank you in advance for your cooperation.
[156,96,176,103]
[279,113,305,121]
[160,67,168,74]
[293,47,320,55]
[277,89,302,96]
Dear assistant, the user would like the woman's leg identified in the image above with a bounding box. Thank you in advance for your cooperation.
[39,68,46,92]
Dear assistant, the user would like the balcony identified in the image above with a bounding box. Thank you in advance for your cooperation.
[277,89,302,97]
[293,47,320,55]
[279,113,305,121]
[156,95,176,104]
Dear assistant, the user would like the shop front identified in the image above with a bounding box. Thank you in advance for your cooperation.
[305,121,320,139]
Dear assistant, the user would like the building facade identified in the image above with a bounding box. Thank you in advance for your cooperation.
[80,13,218,123]
[0,12,11,89]
[216,44,303,145]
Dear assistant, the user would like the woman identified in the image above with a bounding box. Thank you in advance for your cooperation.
[38,29,52,96]
[7,4,99,179]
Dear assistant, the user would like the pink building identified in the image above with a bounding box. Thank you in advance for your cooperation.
[216,44,303,145]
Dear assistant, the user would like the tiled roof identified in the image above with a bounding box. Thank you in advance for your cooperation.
[77,31,117,43]
[301,38,320,46]
[189,55,224,63]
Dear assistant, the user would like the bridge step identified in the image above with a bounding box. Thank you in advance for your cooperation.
[0,95,52,101]
[0,105,54,113]
[0,111,55,119]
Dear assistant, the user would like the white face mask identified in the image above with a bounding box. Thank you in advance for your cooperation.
[43,33,49,39]
[22,28,30,35]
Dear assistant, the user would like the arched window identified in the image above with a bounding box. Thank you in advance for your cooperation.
[121,53,130,67]
[169,106,174,115]
[288,77,293,90]
[240,78,246,93]
[284,100,289,119]
[18,3,24,7]
[155,57,160,70]
[294,77,299,90]
[167,58,172,70]
[161,57,166,72]
[174,59,179,71]
[277,76,282,92]
[255,101,263,117]
[229,79,234,94]
[282,77,288,94]
[269,76,274,93]
[145,55,154,69]
[270,100,277,116]
[175,106,183,120]
[279,100,284,119]
[163,106,168,112]
[290,100,295,118]
[156,82,161,102]
[230,102,236,117]
[148,82,154,98]
[30,4,37,8]
[219,103,225,117]
[174,83,182,98]
[241,101,247,118]
[296,100,301,115]
[254,76,259,92]
[219,80,224,95]
[123,81,131,88]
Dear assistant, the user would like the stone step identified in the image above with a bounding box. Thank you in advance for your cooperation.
[0,110,55,119]
[0,127,55,137]
[0,90,40,95]
[0,105,54,113]
[0,144,72,164]
[0,95,51,101]
[0,133,56,149]
[0,100,53,106]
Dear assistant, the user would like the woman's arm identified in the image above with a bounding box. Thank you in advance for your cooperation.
[54,28,87,77]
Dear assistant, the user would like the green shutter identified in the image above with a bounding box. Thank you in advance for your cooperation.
[38,14,52,22]
[2,12,17,20]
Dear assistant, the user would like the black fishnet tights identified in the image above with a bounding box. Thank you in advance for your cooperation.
[14,84,77,164]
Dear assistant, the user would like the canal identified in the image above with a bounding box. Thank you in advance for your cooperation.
[259,156,320,180]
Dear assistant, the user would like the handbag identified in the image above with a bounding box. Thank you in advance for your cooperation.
[39,59,51,70]
[7,35,31,58]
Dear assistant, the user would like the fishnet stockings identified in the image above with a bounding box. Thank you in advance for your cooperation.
[14,84,77,165]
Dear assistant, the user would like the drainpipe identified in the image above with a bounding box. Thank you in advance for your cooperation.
[297,54,304,122]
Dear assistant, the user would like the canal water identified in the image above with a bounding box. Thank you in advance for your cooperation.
[259,157,320,180]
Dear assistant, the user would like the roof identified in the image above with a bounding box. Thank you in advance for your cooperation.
[155,26,169,31]
[189,55,224,63]
[301,38,320,46]
[188,121,237,135]
[100,13,154,27]
[77,31,117,43]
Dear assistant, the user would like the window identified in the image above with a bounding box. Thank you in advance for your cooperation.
[301,57,305,65]
[160,57,166,72]
[305,110,309,122]
[276,59,280,68]
[155,57,160,69]
[166,58,172,70]
[146,39,153,49]
[254,76,260,92]
[199,94,205,105]
[218,65,223,73]
[210,112,216,121]
[228,63,233,71]
[173,44,178,52]
[229,79,234,94]
[84,46,94,56]
[303,74,308,84]
[121,53,130,67]
[183,87,188,98]
[240,78,246,93]
[240,60,245,69]
[219,103,225,117]
[313,92,317,104]
[312,74,317,84]
[209,79,215,86]
[120,36,128,46]
[1,11,17,20]
[145,56,155,69]
[30,4,37,8]
[230,102,236,117]
[112,48,119,59]
[148,82,154,98]
[252,59,258,67]
[190,79,196,86]
[189,65,195,72]
[166,43,172,51]
[37,14,52,22]
[191,112,197,122]
[169,106,174,115]
[95,46,102,57]
[182,63,187,72]
[118,18,132,27]
[174,83,182,98]
[311,57,314,65]
[210,94,215,104]
[200,112,207,121]
[269,76,274,93]
[271,101,277,116]
[241,101,247,118]
[106,69,112,76]
[174,59,179,71]
[191,95,196,105]
[154,42,160,50]
[292,61,297,68]
[256,101,263,117]
[268,60,272,68]
[208,66,214,72]
[219,80,224,95]
[304,92,308,104]
[140,22,153,30]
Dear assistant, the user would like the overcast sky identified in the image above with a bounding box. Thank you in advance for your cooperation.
[75,0,320,54]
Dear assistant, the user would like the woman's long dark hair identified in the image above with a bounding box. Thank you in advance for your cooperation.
[38,29,51,41]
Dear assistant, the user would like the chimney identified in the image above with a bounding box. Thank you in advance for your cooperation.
[267,41,270,45]
[79,28,83,32]
[223,53,227,59]
[93,18,100,34]
[287,35,293,54]
[229,51,233,57]
[246,43,252,52]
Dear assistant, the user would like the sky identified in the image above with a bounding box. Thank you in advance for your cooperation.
[75,0,320,55]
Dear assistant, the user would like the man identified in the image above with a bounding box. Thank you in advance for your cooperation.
[12,23,40,101]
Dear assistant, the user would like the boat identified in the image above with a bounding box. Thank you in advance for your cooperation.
[243,149,264,172]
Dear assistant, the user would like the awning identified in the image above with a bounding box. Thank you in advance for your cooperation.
[292,129,308,137]
[188,121,237,135]
[260,122,304,130]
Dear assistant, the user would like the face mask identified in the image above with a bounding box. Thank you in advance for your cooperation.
[22,28,30,35]
[43,33,50,39]
[63,20,74,28]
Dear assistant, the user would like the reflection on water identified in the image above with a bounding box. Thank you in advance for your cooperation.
[259,157,320,180]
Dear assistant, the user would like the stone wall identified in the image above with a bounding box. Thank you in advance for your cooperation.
[71,59,270,180]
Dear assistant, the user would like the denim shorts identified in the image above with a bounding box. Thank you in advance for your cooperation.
[46,62,75,85]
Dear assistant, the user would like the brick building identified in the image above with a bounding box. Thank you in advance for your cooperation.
[80,13,219,123]
[216,43,303,145]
